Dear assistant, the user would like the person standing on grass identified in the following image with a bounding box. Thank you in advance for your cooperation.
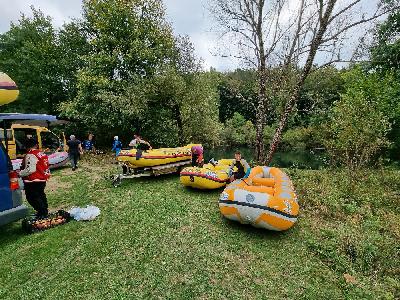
[83,133,96,153]
[19,138,50,218]
[66,135,83,171]
[112,136,123,157]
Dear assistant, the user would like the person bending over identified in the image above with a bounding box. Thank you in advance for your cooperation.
[129,134,152,159]
[191,145,204,167]
[129,134,152,150]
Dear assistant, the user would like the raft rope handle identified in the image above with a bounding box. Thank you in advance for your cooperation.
[241,178,250,186]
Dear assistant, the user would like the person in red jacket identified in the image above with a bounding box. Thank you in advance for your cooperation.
[19,138,51,218]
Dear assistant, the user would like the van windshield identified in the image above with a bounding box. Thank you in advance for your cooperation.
[41,131,61,153]
[13,128,37,155]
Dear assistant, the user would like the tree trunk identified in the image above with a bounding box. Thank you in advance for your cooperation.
[266,84,302,164]
[173,103,184,145]
[255,0,268,164]
[255,68,267,164]
[265,0,337,164]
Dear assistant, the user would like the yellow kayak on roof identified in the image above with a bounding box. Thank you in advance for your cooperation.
[0,73,19,106]
[180,159,232,189]
[117,144,200,168]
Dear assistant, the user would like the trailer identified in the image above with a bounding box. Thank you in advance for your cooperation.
[111,160,191,187]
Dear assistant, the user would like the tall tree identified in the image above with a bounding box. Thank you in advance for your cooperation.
[58,21,91,102]
[211,0,271,162]
[0,8,90,114]
[370,0,400,77]
[62,0,176,132]
[210,0,395,164]
[0,8,62,113]
[369,3,400,159]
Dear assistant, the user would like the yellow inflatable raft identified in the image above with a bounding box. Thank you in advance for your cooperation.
[219,166,299,231]
[117,144,200,168]
[0,73,19,106]
[180,159,232,189]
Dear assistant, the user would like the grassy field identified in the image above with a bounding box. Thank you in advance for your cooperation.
[0,155,399,299]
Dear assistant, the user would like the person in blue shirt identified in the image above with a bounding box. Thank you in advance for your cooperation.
[82,133,96,152]
[112,136,123,157]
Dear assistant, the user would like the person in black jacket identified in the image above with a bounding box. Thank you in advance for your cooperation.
[229,151,250,182]
[66,135,83,171]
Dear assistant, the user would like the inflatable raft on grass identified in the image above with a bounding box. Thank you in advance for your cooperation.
[111,144,201,187]
[117,144,200,168]
[180,159,232,189]
[219,166,299,231]
[12,152,69,171]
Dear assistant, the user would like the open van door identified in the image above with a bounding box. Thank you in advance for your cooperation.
[0,114,70,170]
[0,113,68,226]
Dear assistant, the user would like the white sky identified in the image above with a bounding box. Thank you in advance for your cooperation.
[0,0,238,70]
[0,0,384,71]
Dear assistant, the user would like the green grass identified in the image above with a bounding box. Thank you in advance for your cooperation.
[0,155,399,299]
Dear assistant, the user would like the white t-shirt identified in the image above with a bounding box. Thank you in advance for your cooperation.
[129,139,138,147]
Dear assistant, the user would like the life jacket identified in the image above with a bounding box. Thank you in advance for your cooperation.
[113,140,122,150]
[22,149,51,182]
[231,159,251,178]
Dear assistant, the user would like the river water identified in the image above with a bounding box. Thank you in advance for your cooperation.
[204,147,327,170]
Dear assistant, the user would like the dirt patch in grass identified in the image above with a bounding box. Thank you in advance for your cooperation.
[46,175,73,193]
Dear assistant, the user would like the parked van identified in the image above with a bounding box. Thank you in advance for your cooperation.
[0,140,27,226]
[0,113,67,226]
[0,124,66,159]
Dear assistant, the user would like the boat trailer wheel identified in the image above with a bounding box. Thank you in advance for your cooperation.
[112,175,122,187]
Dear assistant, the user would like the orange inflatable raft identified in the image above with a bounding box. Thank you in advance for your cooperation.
[219,166,299,231]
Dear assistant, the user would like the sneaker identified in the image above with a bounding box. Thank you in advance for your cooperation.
[72,167,76,171]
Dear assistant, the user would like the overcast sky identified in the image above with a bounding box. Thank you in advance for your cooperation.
[0,0,382,71]
[0,0,238,70]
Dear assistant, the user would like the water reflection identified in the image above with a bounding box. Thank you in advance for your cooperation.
[204,147,327,170]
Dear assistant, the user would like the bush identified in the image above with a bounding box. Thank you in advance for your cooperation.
[319,92,390,170]
[222,112,256,147]
[317,67,396,170]
[281,127,314,151]
[263,126,318,152]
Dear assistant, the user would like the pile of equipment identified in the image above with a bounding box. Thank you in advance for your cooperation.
[22,210,71,233]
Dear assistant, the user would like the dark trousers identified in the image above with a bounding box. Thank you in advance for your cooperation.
[69,152,80,168]
[24,182,48,217]
[191,154,204,167]
[233,171,245,180]
[135,144,150,160]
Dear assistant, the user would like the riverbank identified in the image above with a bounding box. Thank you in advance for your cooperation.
[0,155,398,299]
